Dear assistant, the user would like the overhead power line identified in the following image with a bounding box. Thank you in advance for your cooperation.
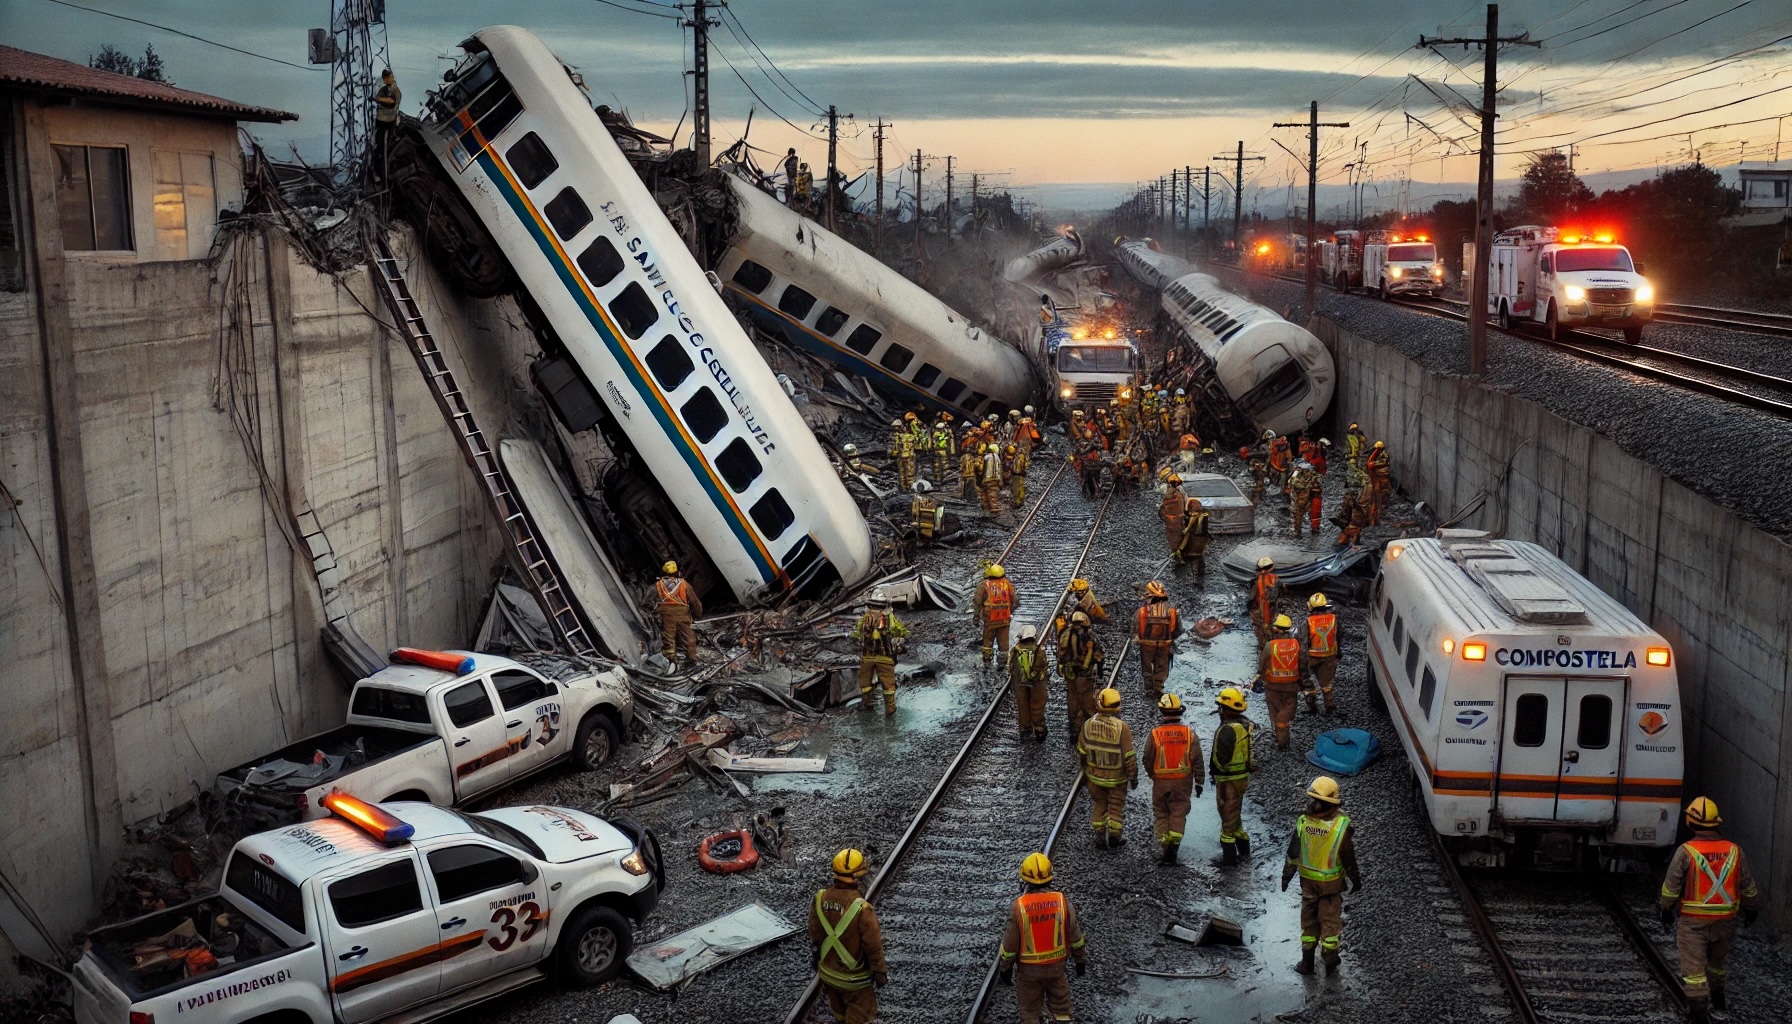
[39,0,324,71]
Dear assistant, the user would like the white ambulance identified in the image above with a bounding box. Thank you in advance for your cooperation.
[1363,234,1445,299]
[1487,225,1656,343]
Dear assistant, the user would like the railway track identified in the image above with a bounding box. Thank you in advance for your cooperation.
[785,458,1135,1024]
[1431,830,1687,1024]
[1655,301,1792,339]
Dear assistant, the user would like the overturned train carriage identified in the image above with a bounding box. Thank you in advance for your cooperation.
[716,175,1037,420]
[409,25,871,604]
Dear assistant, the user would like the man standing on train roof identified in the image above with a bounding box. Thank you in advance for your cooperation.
[1301,593,1341,716]
[794,162,814,209]
[998,853,1087,1022]
[1660,797,1760,1024]
[1009,625,1050,741]
[851,595,906,714]
[783,147,800,204]
[1058,611,1104,739]
[809,847,888,1024]
[653,561,703,665]
[1078,687,1136,848]
[974,563,1016,667]
[1134,581,1179,699]
[1365,440,1391,527]
[1281,776,1361,976]
[1211,687,1257,865]
[931,415,954,484]
[890,418,917,492]
[1160,473,1188,553]
[1257,615,1303,750]
[1249,556,1283,645]
[1175,497,1211,573]
[1145,693,1203,865]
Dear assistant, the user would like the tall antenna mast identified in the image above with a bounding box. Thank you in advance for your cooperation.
[329,0,389,188]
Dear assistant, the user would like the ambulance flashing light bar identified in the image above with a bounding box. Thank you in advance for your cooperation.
[390,647,476,675]
[322,791,416,845]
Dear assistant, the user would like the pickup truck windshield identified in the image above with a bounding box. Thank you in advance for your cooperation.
[1556,247,1634,272]
[1057,345,1135,373]
[1388,243,1435,262]
[453,810,547,859]
[225,850,305,932]
[350,686,431,724]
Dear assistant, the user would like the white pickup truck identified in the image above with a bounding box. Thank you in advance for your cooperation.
[72,796,663,1024]
[213,651,631,831]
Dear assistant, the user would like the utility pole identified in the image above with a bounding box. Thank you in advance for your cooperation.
[872,118,889,255]
[1419,4,1537,374]
[944,156,954,245]
[970,172,979,223]
[824,105,851,231]
[1211,141,1265,251]
[1202,166,1212,258]
[1184,165,1193,231]
[1276,102,1349,317]
[684,0,720,168]
[913,149,924,263]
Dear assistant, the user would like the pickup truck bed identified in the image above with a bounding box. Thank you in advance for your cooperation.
[212,725,431,831]
[83,896,296,1000]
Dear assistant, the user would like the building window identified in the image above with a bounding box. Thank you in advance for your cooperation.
[0,105,20,289]
[152,150,216,261]
[54,144,133,251]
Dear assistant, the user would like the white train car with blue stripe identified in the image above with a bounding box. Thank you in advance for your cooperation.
[716,175,1037,420]
[414,26,871,604]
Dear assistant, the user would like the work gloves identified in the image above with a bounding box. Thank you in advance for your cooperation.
[998,966,1015,986]
[1347,876,1361,894]
[1744,908,1759,927]
[1195,783,1205,798]
[1074,959,1087,977]
[1280,872,1294,891]
[874,973,888,988]
[1660,907,1677,931]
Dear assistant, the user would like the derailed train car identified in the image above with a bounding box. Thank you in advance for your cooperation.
[716,175,1037,419]
[406,26,871,604]
[1110,236,1190,293]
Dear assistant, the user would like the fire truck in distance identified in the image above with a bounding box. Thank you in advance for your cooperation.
[1363,233,1445,299]
[1315,229,1364,292]
[1487,226,1655,344]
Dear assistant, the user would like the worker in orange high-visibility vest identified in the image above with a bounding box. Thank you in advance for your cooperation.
[1660,797,1760,1024]
[1134,582,1180,699]
[974,564,1016,666]
[1301,593,1341,716]
[1249,557,1282,645]
[654,561,703,663]
[1144,693,1203,865]
[998,853,1087,1022]
[1256,615,1303,749]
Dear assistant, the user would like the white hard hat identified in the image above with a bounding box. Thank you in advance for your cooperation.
[843,443,858,456]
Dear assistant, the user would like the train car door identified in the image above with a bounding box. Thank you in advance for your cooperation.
[1556,678,1624,823]
[1495,676,1566,821]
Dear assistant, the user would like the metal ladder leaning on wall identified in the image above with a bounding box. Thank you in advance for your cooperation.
[366,236,600,657]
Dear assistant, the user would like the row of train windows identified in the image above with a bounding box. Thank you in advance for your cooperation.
[1168,286,1246,343]
[731,260,991,413]
[1382,596,1439,720]
[502,132,793,540]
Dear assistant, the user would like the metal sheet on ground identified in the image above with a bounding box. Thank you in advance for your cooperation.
[500,438,646,665]
[625,902,799,990]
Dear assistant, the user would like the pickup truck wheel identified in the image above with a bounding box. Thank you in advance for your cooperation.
[557,905,631,987]
[574,714,621,771]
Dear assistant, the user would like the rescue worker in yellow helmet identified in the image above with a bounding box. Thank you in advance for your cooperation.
[808,848,888,1023]
[998,853,1087,1021]
[1134,581,1180,699]
[1159,473,1188,552]
[1077,688,1137,848]
[1211,687,1257,865]
[1008,625,1050,742]
[1280,776,1361,975]
[653,561,703,664]
[1249,556,1282,645]
[1301,593,1341,716]
[1660,797,1759,1023]
[959,422,981,500]
[850,595,907,714]
[974,564,1017,666]
[1061,577,1109,631]
[1057,610,1105,739]
[1257,614,1304,749]
[1144,693,1203,864]
[891,418,918,492]
[930,416,954,483]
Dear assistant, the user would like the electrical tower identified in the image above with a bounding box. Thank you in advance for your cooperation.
[685,0,721,167]
[325,0,388,188]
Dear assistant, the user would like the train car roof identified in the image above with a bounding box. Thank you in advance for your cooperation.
[1386,537,1661,641]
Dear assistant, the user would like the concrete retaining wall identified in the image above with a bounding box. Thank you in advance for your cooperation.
[1319,315,1792,926]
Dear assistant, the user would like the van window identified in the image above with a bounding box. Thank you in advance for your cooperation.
[428,845,527,903]
[778,285,817,319]
[444,681,494,728]
[1577,695,1612,749]
[732,260,773,294]
[844,324,882,355]
[913,363,942,390]
[351,686,430,724]
[1419,666,1437,718]
[716,438,764,492]
[577,236,624,288]
[749,489,795,539]
[1404,641,1420,685]
[879,343,915,374]
[330,859,423,929]
[1513,693,1549,747]
[492,670,552,711]
[938,379,967,403]
[814,306,851,337]
[680,388,729,444]
[507,132,558,189]
[645,335,695,390]
[543,187,592,240]
[608,282,660,340]
[226,851,304,932]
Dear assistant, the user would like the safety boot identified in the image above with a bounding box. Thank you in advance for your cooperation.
[1710,988,1726,1013]
[1687,1000,1710,1024]
[1304,695,1319,715]
[1107,831,1127,848]
[1221,843,1238,866]
[1237,836,1253,860]
[1321,948,1340,971]
[1160,842,1177,865]
[1295,948,1316,975]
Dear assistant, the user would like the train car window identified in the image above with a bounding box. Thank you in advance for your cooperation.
[814,307,851,337]
[679,389,729,444]
[608,282,660,339]
[879,343,915,374]
[715,438,764,492]
[913,363,942,390]
[1419,666,1438,719]
[938,378,967,403]
[1513,694,1549,747]
[732,260,774,294]
[507,133,559,189]
[1392,616,1405,653]
[1404,641,1420,686]
[965,391,989,412]
[467,77,522,138]
[544,187,593,240]
[1577,695,1613,749]
[778,285,817,319]
[844,325,882,355]
[1381,595,1393,628]
[749,489,795,540]
[577,236,625,288]
[645,335,695,390]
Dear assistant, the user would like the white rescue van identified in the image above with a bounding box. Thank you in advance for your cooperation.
[1363,236,1444,299]
[1487,225,1656,343]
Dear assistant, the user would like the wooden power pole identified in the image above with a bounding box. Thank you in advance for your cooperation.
[824,105,851,231]
[1212,142,1265,252]
[684,0,720,167]
[1276,101,1350,318]
[873,118,889,255]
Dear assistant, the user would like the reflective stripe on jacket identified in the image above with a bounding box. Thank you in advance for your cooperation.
[1078,714,1134,786]
[813,891,871,989]
[1212,720,1252,782]
[1295,813,1351,881]
[1306,613,1339,658]
[1679,840,1742,918]
[1263,637,1302,685]
[1150,723,1194,779]
[656,577,690,607]
[1137,603,1179,649]
[979,578,1015,623]
[1014,891,1068,964]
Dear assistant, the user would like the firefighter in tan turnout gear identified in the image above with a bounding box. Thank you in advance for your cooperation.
[654,561,703,663]
[1212,687,1257,865]
[1057,611,1105,738]
[974,564,1016,666]
[851,595,907,714]
[808,848,888,1023]
[1301,593,1340,715]
[998,853,1087,1023]
[1009,625,1051,741]
[1281,776,1361,976]
[1257,614,1303,749]
[1134,581,1179,698]
[1078,688,1136,848]
[1659,797,1760,1023]
[1144,693,1203,865]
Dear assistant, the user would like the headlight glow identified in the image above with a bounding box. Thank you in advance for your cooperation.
[1432,266,1444,278]
[1389,267,1403,279]
[1564,285,1586,302]
[621,849,649,875]
[1635,285,1654,303]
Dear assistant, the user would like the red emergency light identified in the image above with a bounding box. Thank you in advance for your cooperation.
[322,791,416,845]
[390,647,476,675]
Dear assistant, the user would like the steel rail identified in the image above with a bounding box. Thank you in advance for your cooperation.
[1590,875,1690,1017]
[1655,303,1792,339]
[782,456,1108,1024]
[1428,831,1543,1024]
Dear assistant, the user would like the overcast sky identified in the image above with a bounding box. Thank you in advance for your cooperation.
[4,0,1788,211]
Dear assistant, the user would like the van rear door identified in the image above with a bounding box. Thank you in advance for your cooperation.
[1496,676,1624,825]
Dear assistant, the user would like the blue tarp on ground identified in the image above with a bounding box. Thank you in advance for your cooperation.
[1306,728,1381,776]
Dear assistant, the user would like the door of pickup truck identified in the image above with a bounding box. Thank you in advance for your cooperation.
[420,839,551,994]
[439,678,510,796]
[490,668,566,782]
[320,850,442,1022]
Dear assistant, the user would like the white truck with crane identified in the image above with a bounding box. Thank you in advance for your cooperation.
[1487,226,1656,343]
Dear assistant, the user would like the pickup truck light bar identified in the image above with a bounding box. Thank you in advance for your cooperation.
[390,647,477,675]
[322,791,416,845]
